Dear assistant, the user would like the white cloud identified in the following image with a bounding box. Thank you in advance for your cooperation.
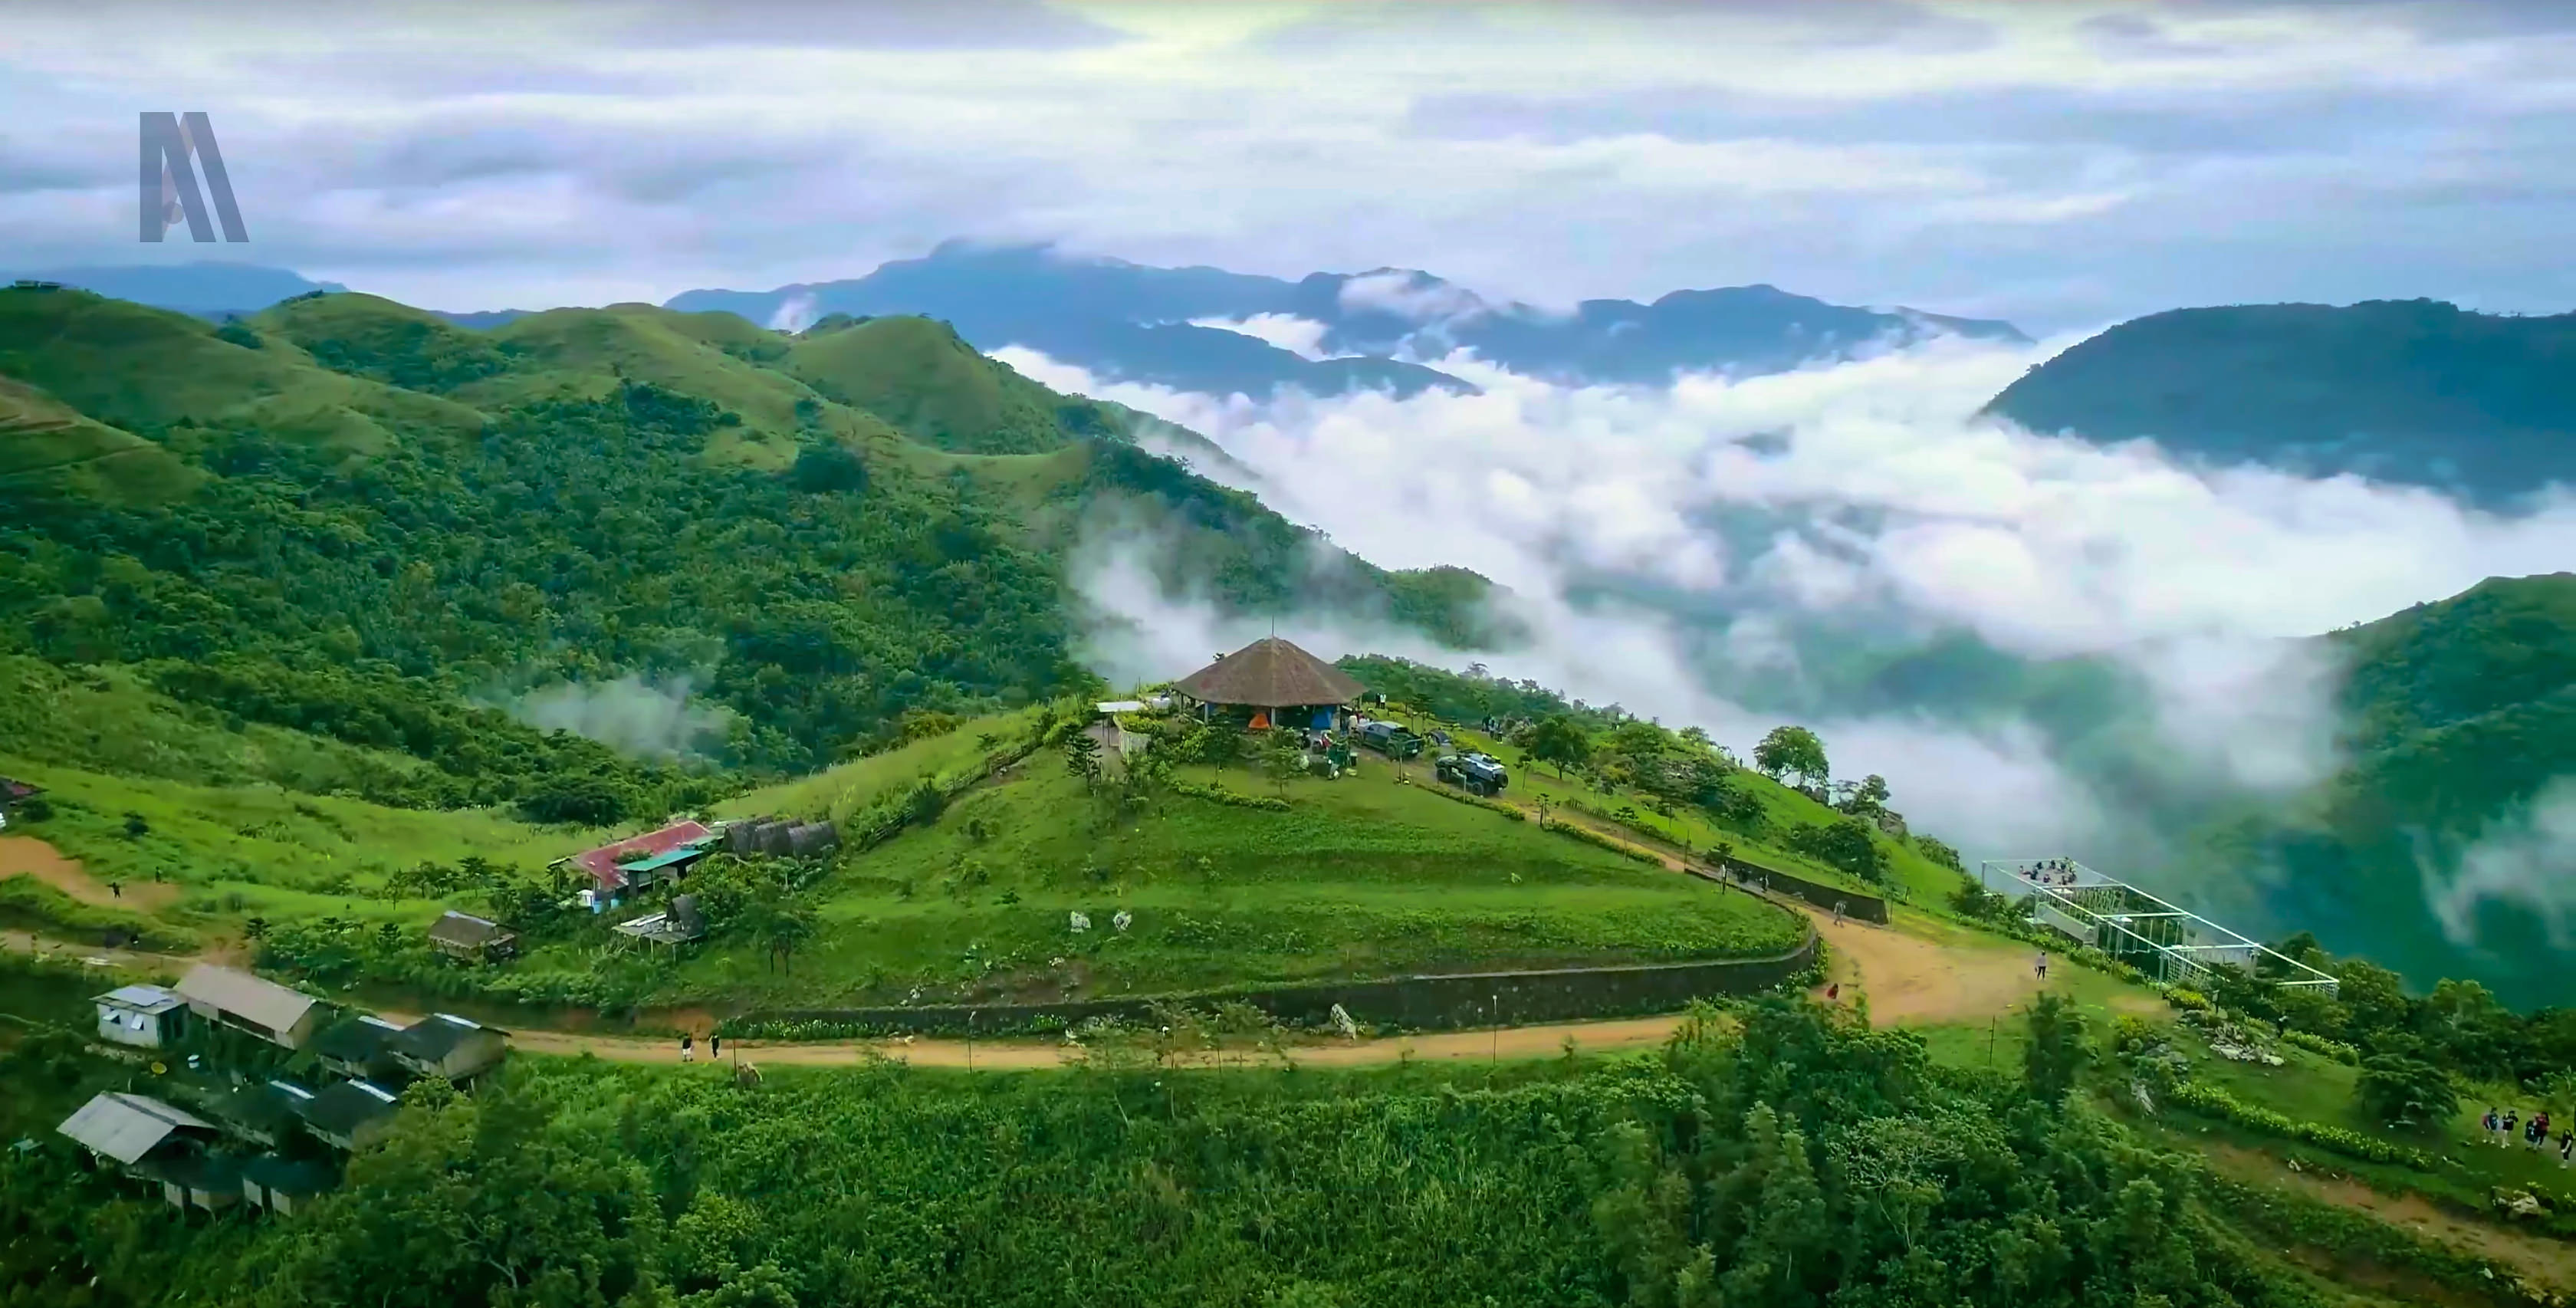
[7,2,2575,327]
[1003,335,2576,874]
[2424,776,2576,953]
[1188,314,1330,359]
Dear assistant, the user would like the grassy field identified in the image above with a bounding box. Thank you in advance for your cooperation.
[1399,719,1962,904]
[656,748,1806,1006]
[2,704,1805,1012]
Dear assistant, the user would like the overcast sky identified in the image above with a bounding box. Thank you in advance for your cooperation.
[4,0,2574,330]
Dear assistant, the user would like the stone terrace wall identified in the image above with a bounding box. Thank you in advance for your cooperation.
[748,933,1819,1036]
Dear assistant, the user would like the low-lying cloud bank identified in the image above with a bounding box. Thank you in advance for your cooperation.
[1001,330,2576,951]
[509,675,737,761]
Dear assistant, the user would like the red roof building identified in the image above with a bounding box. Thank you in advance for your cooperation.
[558,821,714,894]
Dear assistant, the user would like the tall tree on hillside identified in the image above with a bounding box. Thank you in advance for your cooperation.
[1753,726,1829,788]
[2024,991,2091,1106]
[1526,715,1592,780]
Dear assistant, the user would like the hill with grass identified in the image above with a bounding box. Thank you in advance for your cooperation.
[0,284,1503,803]
[1985,299,2576,503]
[2171,573,2576,1007]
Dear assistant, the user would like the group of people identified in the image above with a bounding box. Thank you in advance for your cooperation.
[2484,1106,2574,1165]
[2022,858,2078,887]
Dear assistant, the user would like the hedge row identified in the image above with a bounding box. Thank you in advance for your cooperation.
[1168,780,1293,813]
[2164,1080,2436,1171]
[1540,819,1664,866]
[2279,1029,2361,1065]
[1420,782,1526,820]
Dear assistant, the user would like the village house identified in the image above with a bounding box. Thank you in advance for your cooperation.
[556,820,716,906]
[175,964,323,1050]
[206,1080,318,1149]
[1171,637,1365,733]
[55,1091,225,1209]
[295,1080,402,1152]
[311,1014,409,1081]
[136,1152,247,1214]
[239,1155,338,1215]
[92,984,189,1050]
[427,909,518,963]
[389,1013,509,1083]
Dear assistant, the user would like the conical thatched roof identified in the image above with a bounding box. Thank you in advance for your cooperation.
[1172,637,1365,708]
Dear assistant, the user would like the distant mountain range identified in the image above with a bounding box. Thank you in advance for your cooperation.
[665,242,2031,398]
[10,251,2029,400]
[1985,299,2576,504]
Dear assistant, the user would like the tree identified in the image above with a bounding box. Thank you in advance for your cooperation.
[1785,818,1887,882]
[1609,720,1666,761]
[1526,715,1592,779]
[1063,731,1102,790]
[1753,726,1829,787]
[2023,991,2091,1105]
[1912,835,1963,873]
[1846,774,1890,816]
[2354,1053,2458,1129]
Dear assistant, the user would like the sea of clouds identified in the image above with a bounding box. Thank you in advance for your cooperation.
[999,326,2576,938]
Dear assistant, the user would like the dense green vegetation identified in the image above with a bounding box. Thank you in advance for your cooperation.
[0,287,1497,801]
[1,990,2490,1308]
[2173,573,2576,1007]
[1985,299,2576,502]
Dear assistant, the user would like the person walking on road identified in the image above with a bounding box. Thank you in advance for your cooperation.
[681,1034,695,1065]
[1832,901,1846,926]
[2033,951,2049,982]
[2502,1109,2518,1147]
[2560,1126,2572,1168]
[711,1034,721,1062]
[2485,1107,2503,1146]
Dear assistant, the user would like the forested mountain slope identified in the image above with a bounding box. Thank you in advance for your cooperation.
[0,285,1500,802]
[1986,300,2576,503]
[2178,573,2576,1007]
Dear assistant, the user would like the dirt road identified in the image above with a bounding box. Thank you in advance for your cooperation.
[0,833,2060,1071]
[0,836,179,911]
[462,905,2046,1071]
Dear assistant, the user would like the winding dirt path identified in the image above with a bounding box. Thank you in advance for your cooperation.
[2200,1142,2576,1293]
[0,836,180,911]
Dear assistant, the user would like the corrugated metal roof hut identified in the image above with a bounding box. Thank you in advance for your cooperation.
[175,964,322,1049]
[1171,637,1365,730]
[426,910,518,962]
[57,1092,219,1166]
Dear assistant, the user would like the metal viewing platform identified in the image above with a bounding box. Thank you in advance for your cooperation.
[1978,858,2338,996]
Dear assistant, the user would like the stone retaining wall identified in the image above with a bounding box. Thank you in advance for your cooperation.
[750,933,1820,1036]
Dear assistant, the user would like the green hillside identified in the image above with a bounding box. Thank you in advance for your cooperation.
[0,284,1498,790]
[2173,573,2576,1007]
[1986,299,2576,502]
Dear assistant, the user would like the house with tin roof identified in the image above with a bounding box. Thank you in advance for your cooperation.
[295,1080,402,1152]
[93,983,189,1050]
[389,1013,508,1083]
[175,964,323,1050]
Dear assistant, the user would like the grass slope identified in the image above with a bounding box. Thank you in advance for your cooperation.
[631,746,1805,1007]
[0,286,484,454]
[0,375,198,505]
[2177,573,2576,1006]
[1986,299,2576,503]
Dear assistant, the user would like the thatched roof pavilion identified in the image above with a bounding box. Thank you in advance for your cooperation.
[1171,638,1365,719]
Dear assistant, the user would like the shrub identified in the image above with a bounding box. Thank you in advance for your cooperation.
[2165,987,2215,1013]
[2279,1029,2361,1065]
[1168,780,1291,813]
[2162,1080,2436,1170]
[1422,784,1525,820]
[1539,820,1662,866]
[2354,1053,2459,1130]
